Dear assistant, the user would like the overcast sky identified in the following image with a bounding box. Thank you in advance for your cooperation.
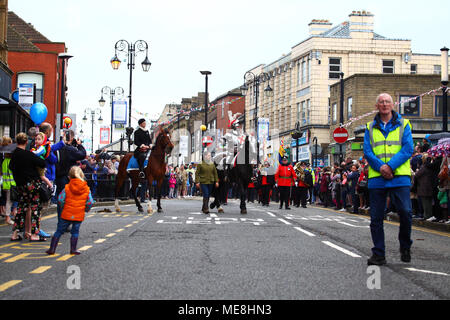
[9,0,450,136]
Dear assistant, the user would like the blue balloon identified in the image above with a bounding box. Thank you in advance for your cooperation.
[30,102,48,125]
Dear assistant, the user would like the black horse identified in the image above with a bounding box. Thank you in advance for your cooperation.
[210,135,255,214]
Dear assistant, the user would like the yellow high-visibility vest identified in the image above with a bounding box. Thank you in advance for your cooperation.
[366,118,411,179]
[1,158,16,190]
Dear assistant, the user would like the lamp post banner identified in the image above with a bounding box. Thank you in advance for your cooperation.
[100,127,110,145]
[112,100,128,124]
[257,118,270,143]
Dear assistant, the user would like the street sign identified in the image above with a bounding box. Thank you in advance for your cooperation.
[333,127,349,144]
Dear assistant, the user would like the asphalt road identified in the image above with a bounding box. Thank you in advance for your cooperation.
[0,197,449,300]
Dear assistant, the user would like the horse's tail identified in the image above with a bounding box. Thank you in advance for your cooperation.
[115,153,133,198]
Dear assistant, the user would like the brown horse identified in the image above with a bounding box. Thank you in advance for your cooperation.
[114,128,173,213]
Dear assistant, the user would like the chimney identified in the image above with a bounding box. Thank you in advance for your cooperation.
[308,19,332,36]
[349,10,374,39]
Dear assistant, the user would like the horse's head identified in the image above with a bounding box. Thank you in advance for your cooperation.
[156,128,174,155]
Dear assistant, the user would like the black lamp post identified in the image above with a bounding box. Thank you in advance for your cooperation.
[200,71,211,156]
[339,72,345,163]
[313,137,318,168]
[240,71,273,164]
[200,71,211,128]
[111,40,151,151]
[441,47,449,132]
[58,53,73,140]
[82,108,103,154]
[99,86,124,144]
[292,121,301,164]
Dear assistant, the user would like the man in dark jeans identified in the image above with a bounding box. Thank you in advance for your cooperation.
[54,130,86,224]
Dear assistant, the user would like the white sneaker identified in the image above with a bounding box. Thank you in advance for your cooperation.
[339,208,346,212]
[445,220,450,224]
[426,217,437,222]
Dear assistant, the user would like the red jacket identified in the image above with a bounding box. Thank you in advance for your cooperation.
[275,164,296,187]
[61,179,91,222]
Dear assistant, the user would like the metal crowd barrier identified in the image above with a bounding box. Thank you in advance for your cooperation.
[84,175,131,202]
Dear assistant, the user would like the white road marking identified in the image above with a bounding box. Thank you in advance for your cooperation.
[405,268,449,276]
[294,227,316,237]
[322,241,361,258]
[338,222,369,228]
[266,212,276,217]
[278,218,292,225]
[210,213,218,218]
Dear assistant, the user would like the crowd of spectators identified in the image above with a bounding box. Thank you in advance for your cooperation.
[1,127,448,232]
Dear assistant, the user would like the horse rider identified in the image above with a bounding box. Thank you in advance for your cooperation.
[134,118,152,178]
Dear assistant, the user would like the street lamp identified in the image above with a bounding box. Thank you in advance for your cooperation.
[58,53,73,141]
[441,47,449,132]
[82,108,103,154]
[200,71,211,129]
[99,86,125,143]
[111,39,151,151]
[240,71,273,164]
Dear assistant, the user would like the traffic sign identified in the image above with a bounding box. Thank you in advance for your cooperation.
[333,127,349,144]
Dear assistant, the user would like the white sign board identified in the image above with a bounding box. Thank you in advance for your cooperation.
[180,135,189,157]
[18,83,34,111]
[112,100,128,124]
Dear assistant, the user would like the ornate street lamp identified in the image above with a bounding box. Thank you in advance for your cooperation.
[83,108,103,154]
[240,71,273,164]
[111,39,151,151]
[99,86,125,143]
[58,53,73,140]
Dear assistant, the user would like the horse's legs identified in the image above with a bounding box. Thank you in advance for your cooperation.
[239,182,247,214]
[156,179,163,212]
[130,177,143,213]
[114,173,126,212]
[146,177,153,214]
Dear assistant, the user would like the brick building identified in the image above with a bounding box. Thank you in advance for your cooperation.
[7,11,67,133]
[329,74,450,162]
[210,87,244,139]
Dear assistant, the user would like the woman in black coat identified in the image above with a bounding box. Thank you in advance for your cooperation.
[415,154,435,220]
[9,132,46,241]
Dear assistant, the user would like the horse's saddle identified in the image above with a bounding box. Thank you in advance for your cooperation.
[127,152,150,172]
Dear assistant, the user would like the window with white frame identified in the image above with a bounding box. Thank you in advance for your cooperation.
[297,62,301,86]
[399,95,420,116]
[329,58,341,79]
[17,72,44,104]
[306,99,311,125]
[302,60,307,84]
[301,101,306,126]
[332,103,337,124]
[434,65,441,75]
[347,97,353,120]
[296,102,300,123]
[382,60,395,74]
[410,64,417,74]
[307,59,311,82]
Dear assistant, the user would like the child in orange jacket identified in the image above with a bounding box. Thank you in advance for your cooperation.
[46,166,94,255]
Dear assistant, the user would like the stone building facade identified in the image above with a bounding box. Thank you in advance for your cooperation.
[241,10,448,165]
[329,74,449,162]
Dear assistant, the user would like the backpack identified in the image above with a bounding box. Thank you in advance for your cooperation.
[304,170,313,187]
